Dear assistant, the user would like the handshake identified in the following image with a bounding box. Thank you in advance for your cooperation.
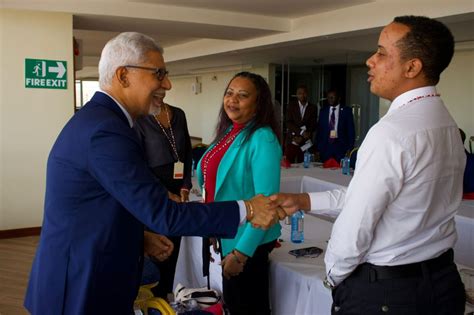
[244,193,311,229]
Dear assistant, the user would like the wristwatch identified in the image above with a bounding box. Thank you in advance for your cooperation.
[323,277,335,290]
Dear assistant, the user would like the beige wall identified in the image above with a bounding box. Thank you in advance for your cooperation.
[0,9,73,229]
[439,44,474,148]
[165,65,269,144]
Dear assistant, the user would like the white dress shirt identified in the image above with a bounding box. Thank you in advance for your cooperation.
[298,101,308,118]
[309,86,466,286]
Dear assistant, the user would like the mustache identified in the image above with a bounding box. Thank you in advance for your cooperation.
[153,89,166,98]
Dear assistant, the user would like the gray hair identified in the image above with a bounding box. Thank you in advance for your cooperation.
[98,32,164,89]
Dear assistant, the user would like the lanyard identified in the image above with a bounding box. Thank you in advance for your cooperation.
[400,93,440,109]
[154,105,180,162]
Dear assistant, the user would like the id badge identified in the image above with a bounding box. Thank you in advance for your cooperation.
[173,161,184,179]
[330,130,338,139]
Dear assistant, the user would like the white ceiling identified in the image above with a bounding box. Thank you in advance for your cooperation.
[129,0,370,18]
[3,0,472,77]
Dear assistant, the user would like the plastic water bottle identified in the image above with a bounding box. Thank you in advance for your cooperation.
[291,210,304,243]
[303,150,311,168]
[341,156,350,175]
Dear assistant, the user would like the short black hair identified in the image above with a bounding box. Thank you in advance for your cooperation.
[327,88,341,98]
[393,15,454,85]
[296,84,308,92]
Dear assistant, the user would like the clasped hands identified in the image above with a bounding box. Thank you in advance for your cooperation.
[223,193,309,279]
[246,193,310,229]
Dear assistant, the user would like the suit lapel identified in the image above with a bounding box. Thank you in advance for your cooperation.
[338,106,347,133]
[338,106,343,132]
[214,130,246,198]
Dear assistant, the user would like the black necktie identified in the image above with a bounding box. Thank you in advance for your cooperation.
[329,107,336,142]
[329,107,336,130]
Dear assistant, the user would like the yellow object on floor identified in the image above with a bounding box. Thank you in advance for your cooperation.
[134,282,176,315]
[144,297,176,315]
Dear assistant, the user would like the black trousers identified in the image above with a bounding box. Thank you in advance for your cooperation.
[151,236,181,298]
[331,249,466,315]
[223,240,276,315]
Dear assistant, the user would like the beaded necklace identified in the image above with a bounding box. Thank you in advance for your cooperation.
[154,105,180,162]
[201,127,243,202]
[400,93,440,109]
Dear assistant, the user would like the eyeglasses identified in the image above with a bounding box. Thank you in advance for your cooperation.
[124,65,169,81]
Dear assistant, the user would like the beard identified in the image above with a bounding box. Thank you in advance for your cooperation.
[149,104,161,116]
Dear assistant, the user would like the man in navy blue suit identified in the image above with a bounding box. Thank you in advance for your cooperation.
[24,32,281,315]
[315,89,355,163]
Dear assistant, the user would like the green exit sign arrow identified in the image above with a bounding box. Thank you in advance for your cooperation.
[25,58,68,89]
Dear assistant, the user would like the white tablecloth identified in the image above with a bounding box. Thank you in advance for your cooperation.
[269,216,333,315]
[174,215,335,315]
[281,163,352,186]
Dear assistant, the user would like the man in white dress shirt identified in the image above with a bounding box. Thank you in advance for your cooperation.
[270,16,466,314]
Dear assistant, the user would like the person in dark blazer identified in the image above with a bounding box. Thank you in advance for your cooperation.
[135,89,193,298]
[316,89,355,163]
[24,32,281,315]
[284,85,318,163]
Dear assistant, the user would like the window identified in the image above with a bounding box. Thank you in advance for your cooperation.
[75,80,100,111]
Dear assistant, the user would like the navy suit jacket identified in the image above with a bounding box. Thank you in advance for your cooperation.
[25,92,239,315]
[316,105,355,162]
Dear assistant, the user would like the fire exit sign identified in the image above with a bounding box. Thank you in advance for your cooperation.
[25,58,67,89]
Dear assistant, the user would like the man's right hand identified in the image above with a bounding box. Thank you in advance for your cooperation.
[245,194,286,229]
[292,135,304,145]
[168,191,181,203]
[268,193,311,217]
[144,231,174,262]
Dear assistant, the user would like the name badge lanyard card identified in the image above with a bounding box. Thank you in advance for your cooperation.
[154,107,183,179]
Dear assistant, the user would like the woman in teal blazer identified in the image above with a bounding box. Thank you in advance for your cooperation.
[197,72,282,315]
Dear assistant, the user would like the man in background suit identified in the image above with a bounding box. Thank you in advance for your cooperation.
[284,85,318,163]
[24,32,281,315]
[316,89,355,163]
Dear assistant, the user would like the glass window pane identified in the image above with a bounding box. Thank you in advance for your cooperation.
[82,81,100,105]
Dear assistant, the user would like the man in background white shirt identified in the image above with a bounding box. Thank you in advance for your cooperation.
[270,15,466,314]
